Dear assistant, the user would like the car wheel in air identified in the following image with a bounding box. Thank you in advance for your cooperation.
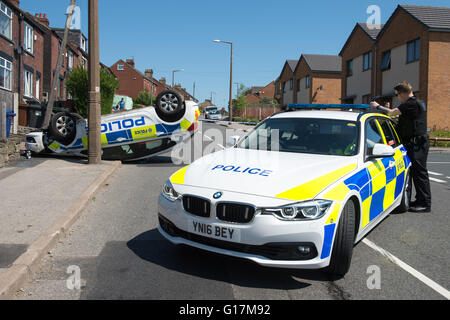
[48,112,78,145]
[155,90,186,123]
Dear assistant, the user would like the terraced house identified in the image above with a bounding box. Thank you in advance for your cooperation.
[293,54,342,104]
[278,59,297,107]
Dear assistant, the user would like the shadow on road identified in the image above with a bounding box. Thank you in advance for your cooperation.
[127,229,342,291]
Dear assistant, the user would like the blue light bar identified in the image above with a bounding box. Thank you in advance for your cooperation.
[288,104,370,110]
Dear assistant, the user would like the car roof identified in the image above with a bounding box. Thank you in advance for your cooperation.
[271,110,361,122]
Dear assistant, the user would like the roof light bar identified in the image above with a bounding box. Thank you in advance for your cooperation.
[287,104,370,110]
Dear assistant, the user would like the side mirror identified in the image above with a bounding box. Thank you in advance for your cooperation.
[368,143,395,159]
[226,135,240,147]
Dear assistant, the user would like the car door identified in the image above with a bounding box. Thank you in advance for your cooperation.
[361,117,389,228]
[377,117,408,208]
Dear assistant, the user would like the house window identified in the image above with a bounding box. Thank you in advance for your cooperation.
[283,82,286,93]
[117,63,124,71]
[80,37,87,52]
[35,75,40,100]
[81,57,87,69]
[0,57,12,90]
[68,51,74,69]
[407,39,420,63]
[24,70,33,97]
[24,22,34,54]
[381,50,391,71]
[363,51,372,71]
[0,1,12,40]
[346,60,353,77]
[289,79,293,90]
[297,79,301,92]
[305,76,310,89]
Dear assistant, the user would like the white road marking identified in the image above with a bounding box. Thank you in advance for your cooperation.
[428,171,443,176]
[428,162,450,164]
[362,239,450,300]
[429,177,447,184]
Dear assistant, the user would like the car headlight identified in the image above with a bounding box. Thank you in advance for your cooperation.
[161,180,181,202]
[261,200,333,221]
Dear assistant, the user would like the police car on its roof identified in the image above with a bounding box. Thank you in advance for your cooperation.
[158,105,411,276]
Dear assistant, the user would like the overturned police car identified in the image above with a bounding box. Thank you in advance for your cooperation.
[25,90,200,161]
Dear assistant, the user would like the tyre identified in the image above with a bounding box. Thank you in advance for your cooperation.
[48,112,77,145]
[396,171,411,213]
[325,199,356,277]
[155,90,186,123]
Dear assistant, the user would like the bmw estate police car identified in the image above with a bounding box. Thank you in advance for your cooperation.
[25,90,200,161]
[158,105,411,276]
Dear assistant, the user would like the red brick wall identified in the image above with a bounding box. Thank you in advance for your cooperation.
[279,62,295,106]
[293,58,311,102]
[427,32,450,131]
[110,60,145,100]
[311,74,342,104]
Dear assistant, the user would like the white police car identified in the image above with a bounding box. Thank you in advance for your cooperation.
[25,90,200,161]
[158,105,411,276]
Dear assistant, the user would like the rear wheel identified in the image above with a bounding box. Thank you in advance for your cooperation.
[155,90,186,123]
[48,112,77,145]
[325,200,356,277]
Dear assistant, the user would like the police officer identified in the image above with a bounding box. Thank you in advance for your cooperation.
[370,81,431,213]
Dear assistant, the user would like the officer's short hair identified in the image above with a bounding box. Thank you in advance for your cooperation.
[394,81,413,94]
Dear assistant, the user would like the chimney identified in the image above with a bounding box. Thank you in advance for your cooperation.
[126,59,135,68]
[145,69,153,79]
[159,78,166,85]
[35,13,50,27]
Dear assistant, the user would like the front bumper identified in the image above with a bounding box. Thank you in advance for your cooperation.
[157,190,337,269]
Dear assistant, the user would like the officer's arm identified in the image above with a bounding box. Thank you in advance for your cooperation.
[369,102,402,117]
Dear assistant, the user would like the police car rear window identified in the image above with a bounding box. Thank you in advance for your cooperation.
[238,118,359,156]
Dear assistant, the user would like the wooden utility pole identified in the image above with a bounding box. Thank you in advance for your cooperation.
[88,0,101,164]
[41,0,76,129]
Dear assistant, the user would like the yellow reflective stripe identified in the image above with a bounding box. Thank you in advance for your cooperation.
[362,197,372,228]
[323,182,350,202]
[131,125,157,141]
[180,119,191,130]
[384,179,396,209]
[326,203,341,225]
[170,166,189,185]
[368,161,385,193]
[48,142,60,151]
[82,137,88,148]
[101,134,108,146]
[276,164,357,201]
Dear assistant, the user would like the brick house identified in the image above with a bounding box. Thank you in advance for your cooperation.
[375,5,450,131]
[111,58,168,100]
[293,54,342,104]
[0,0,47,127]
[340,23,384,104]
[245,82,275,104]
[173,84,198,102]
[278,60,297,107]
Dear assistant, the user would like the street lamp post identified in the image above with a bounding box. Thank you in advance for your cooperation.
[88,0,101,164]
[172,69,184,87]
[214,40,233,122]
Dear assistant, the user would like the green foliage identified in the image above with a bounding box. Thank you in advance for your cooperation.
[232,83,248,117]
[134,91,155,106]
[66,66,119,118]
[429,131,450,148]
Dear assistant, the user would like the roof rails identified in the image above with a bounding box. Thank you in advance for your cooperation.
[287,104,370,110]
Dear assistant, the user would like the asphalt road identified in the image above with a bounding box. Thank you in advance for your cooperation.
[18,122,450,300]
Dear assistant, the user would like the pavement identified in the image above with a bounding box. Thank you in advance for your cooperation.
[8,122,448,300]
[0,156,121,298]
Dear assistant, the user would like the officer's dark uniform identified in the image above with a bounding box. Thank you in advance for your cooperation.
[396,97,431,208]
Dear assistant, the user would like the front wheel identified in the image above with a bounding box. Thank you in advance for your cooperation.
[325,200,356,277]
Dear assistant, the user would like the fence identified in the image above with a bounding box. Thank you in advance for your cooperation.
[237,104,282,121]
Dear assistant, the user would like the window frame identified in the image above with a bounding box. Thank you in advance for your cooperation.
[381,50,391,71]
[364,117,385,161]
[0,56,12,90]
[0,1,12,40]
[117,63,124,71]
[68,50,74,69]
[406,39,420,64]
[305,75,311,89]
[378,117,400,148]
[24,22,34,54]
[346,59,353,77]
[363,51,372,72]
[24,70,33,97]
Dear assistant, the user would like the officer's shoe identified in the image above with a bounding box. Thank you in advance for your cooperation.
[409,205,431,213]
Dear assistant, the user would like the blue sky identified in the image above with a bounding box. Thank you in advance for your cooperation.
[21,0,449,109]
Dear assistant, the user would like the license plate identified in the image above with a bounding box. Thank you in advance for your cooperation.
[188,220,241,243]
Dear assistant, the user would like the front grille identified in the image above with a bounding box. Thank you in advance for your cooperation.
[216,203,256,223]
[183,196,211,218]
[158,214,317,261]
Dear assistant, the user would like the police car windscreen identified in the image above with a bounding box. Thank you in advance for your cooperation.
[238,118,359,156]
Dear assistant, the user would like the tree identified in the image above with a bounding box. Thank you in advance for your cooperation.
[66,66,119,118]
[232,83,248,117]
[134,90,155,107]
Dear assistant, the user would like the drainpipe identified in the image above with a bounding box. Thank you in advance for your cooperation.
[373,44,378,98]
[18,13,23,103]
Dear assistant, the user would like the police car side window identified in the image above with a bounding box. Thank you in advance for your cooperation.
[378,118,400,148]
[365,119,383,156]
